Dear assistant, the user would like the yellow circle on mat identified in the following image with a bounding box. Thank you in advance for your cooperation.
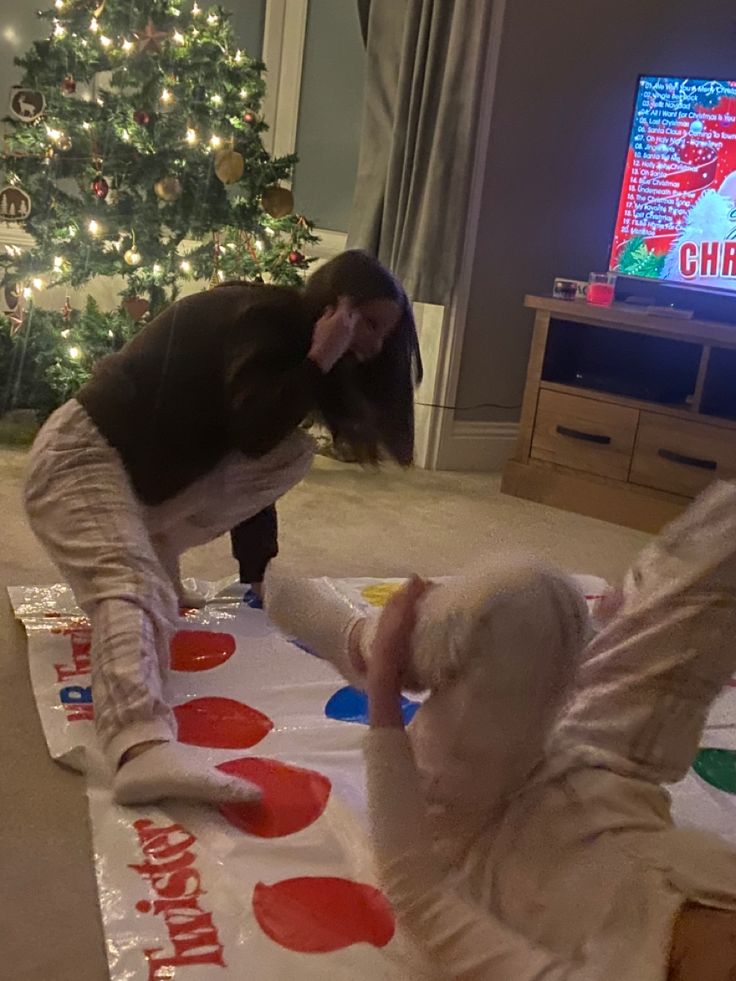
[360,582,405,607]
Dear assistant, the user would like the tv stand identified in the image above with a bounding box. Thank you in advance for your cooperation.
[501,296,736,532]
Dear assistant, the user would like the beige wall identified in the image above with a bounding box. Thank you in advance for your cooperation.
[455,0,736,423]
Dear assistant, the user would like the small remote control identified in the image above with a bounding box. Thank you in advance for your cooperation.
[645,306,694,319]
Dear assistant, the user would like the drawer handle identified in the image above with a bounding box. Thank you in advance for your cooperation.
[657,448,717,471]
[556,425,611,445]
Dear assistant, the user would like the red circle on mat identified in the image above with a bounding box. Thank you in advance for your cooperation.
[217,757,331,838]
[252,876,395,952]
[170,630,236,671]
[174,697,273,749]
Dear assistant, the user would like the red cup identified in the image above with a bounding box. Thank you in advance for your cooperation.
[586,273,616,307]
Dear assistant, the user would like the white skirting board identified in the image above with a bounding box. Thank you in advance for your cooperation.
[435,419,519,472]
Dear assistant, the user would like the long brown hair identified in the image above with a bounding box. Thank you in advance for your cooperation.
[302,250,423,466]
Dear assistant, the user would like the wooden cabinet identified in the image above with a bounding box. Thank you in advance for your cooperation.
[531,390,638,480]
[502,296,736,532]
[630,413,736,498]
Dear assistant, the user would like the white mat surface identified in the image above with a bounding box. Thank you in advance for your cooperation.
[9,574,736,980]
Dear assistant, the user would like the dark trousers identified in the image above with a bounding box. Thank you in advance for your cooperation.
[230,505,278,584]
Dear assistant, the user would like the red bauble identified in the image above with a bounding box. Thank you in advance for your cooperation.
[61,74,76,95]
[91,175,109,200]
[243,111,256,124]
[133,109,151,126]
[288,250,304,265]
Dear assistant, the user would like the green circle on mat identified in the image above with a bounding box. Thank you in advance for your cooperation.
[692,748,736,794]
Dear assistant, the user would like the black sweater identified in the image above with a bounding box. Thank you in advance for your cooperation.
[76,283,322,505]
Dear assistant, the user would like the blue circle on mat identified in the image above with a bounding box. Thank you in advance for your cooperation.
[325,685,420,726]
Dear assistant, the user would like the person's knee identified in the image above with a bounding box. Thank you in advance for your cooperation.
[408,556,589,694]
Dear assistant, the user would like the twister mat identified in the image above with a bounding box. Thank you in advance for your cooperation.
[8,574,736,980]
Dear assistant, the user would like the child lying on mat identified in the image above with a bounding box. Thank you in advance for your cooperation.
[265,481,736,980]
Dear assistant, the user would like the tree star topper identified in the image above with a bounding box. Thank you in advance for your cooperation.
[133,19,169,54]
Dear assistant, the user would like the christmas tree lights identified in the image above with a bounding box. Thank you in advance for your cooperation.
[1,0,317,417]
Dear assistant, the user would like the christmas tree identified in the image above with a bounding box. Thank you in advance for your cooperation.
[0,0,317,419]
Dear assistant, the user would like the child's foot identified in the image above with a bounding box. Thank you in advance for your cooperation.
[113,741,262,806]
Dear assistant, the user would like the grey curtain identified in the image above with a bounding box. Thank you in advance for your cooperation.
[348,0,494,305]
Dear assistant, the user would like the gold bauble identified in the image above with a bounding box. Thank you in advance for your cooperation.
[123,248,141,266]
[214,148,244,185]
[154,176,182,201]
[261,184,294,218]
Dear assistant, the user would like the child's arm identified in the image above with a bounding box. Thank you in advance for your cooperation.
[365,729,573,981]
[365,580,578,980]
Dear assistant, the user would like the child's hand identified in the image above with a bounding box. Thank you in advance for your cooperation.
[369,575,430,688]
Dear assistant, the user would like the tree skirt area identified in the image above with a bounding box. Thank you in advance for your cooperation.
[8,575,736,980]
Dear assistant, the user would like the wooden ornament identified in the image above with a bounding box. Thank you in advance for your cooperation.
[261,185,294,218]
[133,18,168,54]
[4,283,19,311]
[214,148,244,184]
[8,88,45,122]
[122,296,149,321]
[0,186,31,221]
[154,176,182,201]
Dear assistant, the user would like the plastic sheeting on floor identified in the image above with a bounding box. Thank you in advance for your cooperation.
[8,574,736,980]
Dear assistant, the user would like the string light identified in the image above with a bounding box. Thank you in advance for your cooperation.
[46,127,61,142]
[88,219,100,236]
[67,225,77,238]
[160,88,173,104]
[192,2,201,14]
[32,277,45,290]
[22,287,32,300]
[107,329,114,338]
[60,328,70,338]
[53,256,63,270]
[209,134,222,148]
[82,121,91,130]
[207,13,217,24]
[185,127,197,144]
[121,130,130,142]
[234,49,243,64]
[68,346,81,360]
[122,38,133,52]
[153,263,162,274]
[255,239,264,252]
[180,259,192,273]
[173,30,184,44]
[54,0,64,7]
[211,94,222,106]
[100,35,112,47]
[53,21,66,37]
[90,16,98,32]
[265,226,275,237]
[239,88,248,99]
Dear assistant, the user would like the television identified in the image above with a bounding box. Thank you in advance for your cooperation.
[610,75,736,320]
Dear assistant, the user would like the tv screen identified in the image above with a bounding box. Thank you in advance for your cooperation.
[610,76,736,295]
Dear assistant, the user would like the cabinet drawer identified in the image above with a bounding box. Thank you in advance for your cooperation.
[531,390,638,479]
[630,413,736,498]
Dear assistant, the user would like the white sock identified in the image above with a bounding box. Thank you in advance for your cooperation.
[113,742,262,806]
[263,569,372,688]
[177,585,207,609]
